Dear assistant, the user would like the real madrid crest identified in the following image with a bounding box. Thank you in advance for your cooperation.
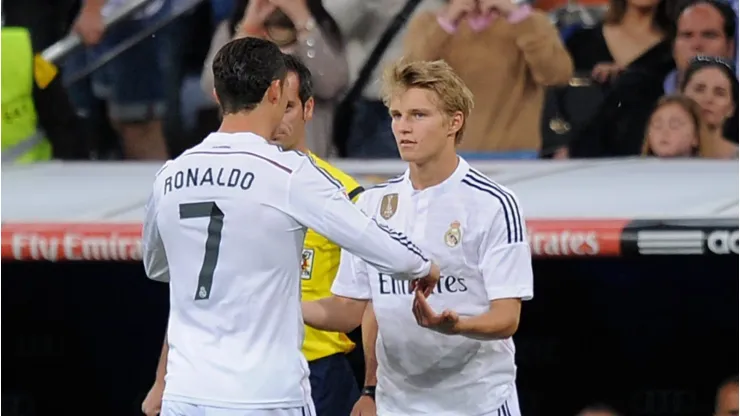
[444,221,462,247]
[380,193,399,220]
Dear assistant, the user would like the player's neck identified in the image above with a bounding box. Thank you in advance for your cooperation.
[218,111,275,141]
[408,150,459,191]
[293,137,309,154]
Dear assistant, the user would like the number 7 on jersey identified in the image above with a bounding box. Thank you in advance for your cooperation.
[179,201,224,300]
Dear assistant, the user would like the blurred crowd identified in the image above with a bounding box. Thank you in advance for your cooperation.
[1,0,738,163]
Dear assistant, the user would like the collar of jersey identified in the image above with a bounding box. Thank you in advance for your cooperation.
[203,131,268,144]
[403,156,470,194]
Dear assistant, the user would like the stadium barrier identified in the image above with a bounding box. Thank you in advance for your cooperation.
[2,159,737,416]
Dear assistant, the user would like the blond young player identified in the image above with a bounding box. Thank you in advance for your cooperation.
[302,60,533,416]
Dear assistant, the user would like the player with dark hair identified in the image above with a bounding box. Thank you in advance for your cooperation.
[140,37,440,416]
[212,36,289,115]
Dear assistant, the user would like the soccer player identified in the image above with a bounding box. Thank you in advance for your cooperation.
[141,54,363,416]
[302,59,533,416]
[141,37,440,416]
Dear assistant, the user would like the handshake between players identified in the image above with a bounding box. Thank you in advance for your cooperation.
[302,258,455,336]
[142,38,531,416]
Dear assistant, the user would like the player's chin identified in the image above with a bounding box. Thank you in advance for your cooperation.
[397,148,422,163]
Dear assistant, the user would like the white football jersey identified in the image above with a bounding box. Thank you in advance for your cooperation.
[332,157,534,416]
[141,132,431,410]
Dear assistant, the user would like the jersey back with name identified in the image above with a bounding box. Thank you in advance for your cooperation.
[152,133,313,409]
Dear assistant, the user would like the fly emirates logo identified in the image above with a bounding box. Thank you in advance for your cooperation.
[377,273,468,295]
[9,232,143,261]
[527,229,601,256]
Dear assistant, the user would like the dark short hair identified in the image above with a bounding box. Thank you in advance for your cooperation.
[212,37,287,114]
[676,0,737,41]
[282,53,313,106]
[681,55,739,107]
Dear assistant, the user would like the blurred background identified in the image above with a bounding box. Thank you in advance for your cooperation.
[1,0,739,415]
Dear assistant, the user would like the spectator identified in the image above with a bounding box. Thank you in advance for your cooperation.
[324,0,445,158]
[566,0,676,158]
[566,0,673,82]
[568,0,737,158]
[715,375,739,416]
[666,0,736,94]
[66,0,172,160]
[1,26,90,163]
[201,0,348,159]
[642,94,711,157]
[402,0,573,154]
[680,56,739,158]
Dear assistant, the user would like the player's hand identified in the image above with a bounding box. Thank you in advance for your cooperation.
[350,395,377,416]
[409,262,440,297]
[441,0,477,24]
[141,381,164,416]
[72,6,105,46]
[412,289,460,335]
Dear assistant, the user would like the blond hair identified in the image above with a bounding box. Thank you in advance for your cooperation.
[642,95,714,157]
[381,59,474,144]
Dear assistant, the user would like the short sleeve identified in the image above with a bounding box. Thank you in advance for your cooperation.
[331,248,372,300]
[478,193,534,301]
[142,162,171,282]
[142,188,170,282]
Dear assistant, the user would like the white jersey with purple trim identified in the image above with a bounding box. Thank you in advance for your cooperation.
[331,157,534,416]
[141,132,431,410]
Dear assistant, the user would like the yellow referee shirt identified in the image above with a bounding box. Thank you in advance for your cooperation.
[301,153,364,362]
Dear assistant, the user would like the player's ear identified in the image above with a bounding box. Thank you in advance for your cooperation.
[303,97,315,121]
[211,88,220,105]
[266,79,282,104]
[448,111,464,137]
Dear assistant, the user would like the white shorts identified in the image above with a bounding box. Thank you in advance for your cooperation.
[489,387,521,416]
[377,386,521,416]
[161,401,315,416]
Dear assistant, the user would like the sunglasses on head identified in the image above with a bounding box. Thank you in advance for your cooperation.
[689,55,736,72]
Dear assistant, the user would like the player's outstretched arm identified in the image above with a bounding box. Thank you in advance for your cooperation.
[284,159,437,284]
[303,247,379,337]
[304,245,372,332]
[302,295,367,333]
